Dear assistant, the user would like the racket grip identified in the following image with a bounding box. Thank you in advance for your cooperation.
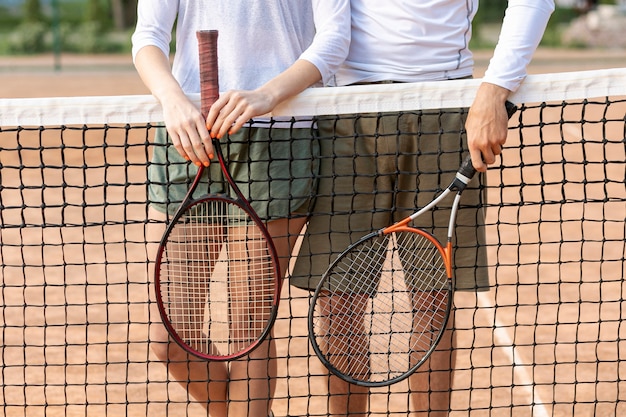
[457,155,476,181]
[505,100,518,118]
[197,30,219,117]
[456,100,518,185]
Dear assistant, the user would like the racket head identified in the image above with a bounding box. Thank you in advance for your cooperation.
[154,193,281,361]
[309,228,453,387]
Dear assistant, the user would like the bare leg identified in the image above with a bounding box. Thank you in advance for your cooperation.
[226,222,276,417]
[409,303,455,417]
[148,209,305,417]
[265,217,308,286]
[317,294,370,417]
[227,216,307,417]
[228,337,276,417]
[147,206,229,416]
[328,375,369,417]
[148,303,230,415]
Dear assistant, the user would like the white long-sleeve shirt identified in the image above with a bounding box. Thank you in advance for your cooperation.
[337,0,555,92]
[131,0,350,94]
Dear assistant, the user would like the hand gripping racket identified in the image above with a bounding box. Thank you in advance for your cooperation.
[308,101,517,386]
[154,30,282,361]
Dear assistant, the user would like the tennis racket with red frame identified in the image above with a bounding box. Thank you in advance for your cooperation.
[154,30,282,361]
[308,101,517,386]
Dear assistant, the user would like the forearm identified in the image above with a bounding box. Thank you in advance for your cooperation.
[255,59,322,110]
[134,46,188,105]
[134,45,212,166]
[206,59,322,139]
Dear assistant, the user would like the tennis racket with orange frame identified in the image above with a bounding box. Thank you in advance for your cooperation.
[308,101,517,386]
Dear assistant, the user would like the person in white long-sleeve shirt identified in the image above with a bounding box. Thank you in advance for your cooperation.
[333,0,554,169]
[131,2,350,417]
[291,1,555,416]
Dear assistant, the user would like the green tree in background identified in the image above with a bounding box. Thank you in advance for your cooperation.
[85,0,110,30]
[1,0,138,54]
[477,0,507,21]
[24,0,44,23]
[10,0,47,53]
[1,0,602,56]
[471,1,507,49]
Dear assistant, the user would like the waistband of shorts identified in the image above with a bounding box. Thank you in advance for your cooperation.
[350,75,473,86]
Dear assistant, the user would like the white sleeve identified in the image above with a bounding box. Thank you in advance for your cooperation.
[483,0,555,92]
[131,0,179,62]
[299,0,351,86]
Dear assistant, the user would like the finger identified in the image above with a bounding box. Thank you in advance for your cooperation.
[482,146,497,165]
[168,131,190,162]
[202,123,215,163]
[205,99,222,132]
[216,111,240,139]
[206,93,235,134]
[168,127,200,164]
[216,103,250,139]
[213,104,242,139]
[188,125,213,166]
[170,120,208,166]
[469,147,487,173]
[204,139,215,161]
[227,109,253,137]
[178,134,204,166]
[198,119,215,160]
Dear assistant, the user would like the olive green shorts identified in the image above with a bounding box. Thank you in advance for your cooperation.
[148,125,319,221]
[290,108,490,292]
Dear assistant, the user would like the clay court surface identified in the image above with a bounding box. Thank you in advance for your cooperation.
[0,49,625,417]
[2,49,626,98]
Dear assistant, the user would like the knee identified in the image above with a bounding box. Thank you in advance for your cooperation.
[149,324,184,362]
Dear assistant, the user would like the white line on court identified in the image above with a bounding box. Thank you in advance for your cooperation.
[476,291,551,417]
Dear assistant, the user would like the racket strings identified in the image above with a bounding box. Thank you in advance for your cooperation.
[159,199,276,356]
[312,231,450,384]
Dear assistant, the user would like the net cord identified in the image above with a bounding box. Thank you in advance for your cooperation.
[1,68,625,127]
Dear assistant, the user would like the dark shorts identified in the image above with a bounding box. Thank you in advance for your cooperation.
[290,108,490,292]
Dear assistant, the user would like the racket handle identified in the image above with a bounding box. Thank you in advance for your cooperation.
[455,100,518,189]
[197,30,219,117]
[505,100,518,118]
[456,155,476,183]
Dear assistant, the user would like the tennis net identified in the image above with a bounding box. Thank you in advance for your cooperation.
[0,68,625,417]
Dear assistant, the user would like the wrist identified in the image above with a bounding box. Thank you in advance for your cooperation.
[476,82,511,102]
[255,84,281,109]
